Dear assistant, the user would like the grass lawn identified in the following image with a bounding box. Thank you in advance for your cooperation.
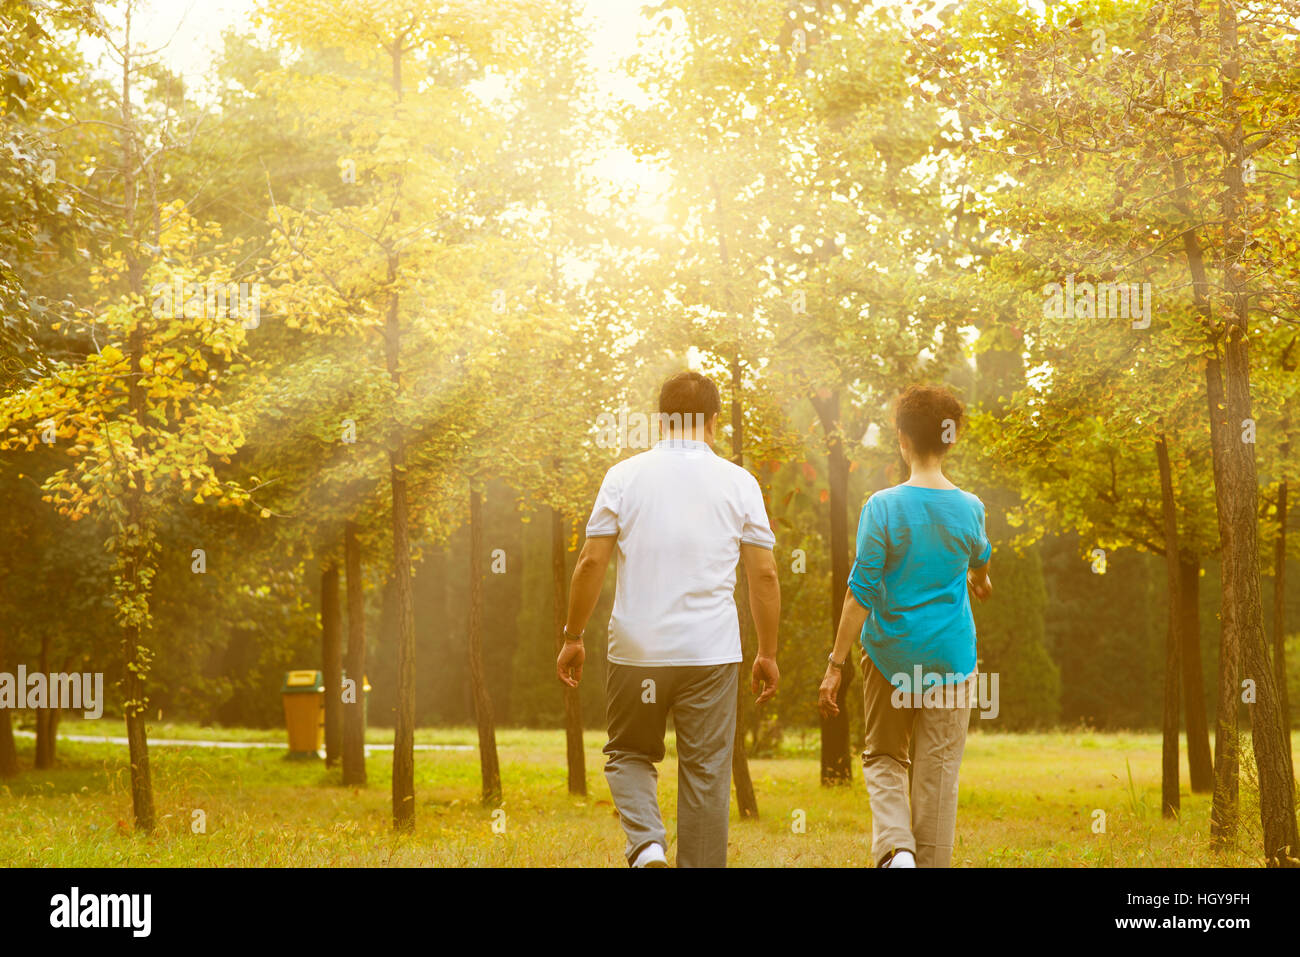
[0,720,1286,867]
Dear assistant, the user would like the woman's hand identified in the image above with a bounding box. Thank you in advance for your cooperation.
[818,666,843,718]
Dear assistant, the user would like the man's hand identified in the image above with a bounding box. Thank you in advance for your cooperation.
[818,666,843,718]
[967,568,992,602]
[557,640,585,688]
[751,654,779,705]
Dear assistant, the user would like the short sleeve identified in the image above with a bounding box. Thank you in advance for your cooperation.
[739,474,775,549]
[585,469,621,538]
[970,497,991,567]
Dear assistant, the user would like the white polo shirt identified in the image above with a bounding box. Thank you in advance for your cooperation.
[585,438,776,667]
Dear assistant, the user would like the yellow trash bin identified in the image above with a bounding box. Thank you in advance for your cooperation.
[281,670,324,758]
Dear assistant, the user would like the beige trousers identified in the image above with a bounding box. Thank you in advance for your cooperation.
[861,658,973,867]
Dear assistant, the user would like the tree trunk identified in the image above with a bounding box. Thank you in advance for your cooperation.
[1213,2,1298,865]
[1218,329,1296,863]
[1180,553,1214,793]
[1155,437,1181,818]
[34,710,51,769]
[468,486,502,806]
[386,327,417,828]
[0,707,15,776]
[384,37,419,832]
[709,171,761,818]
[34,634,55,769]
[1273,480,1293,785]
[342,520,368,787]
[1174,154,1236,839]
[729,352,760,818]
[32,644,71,769]
[1205,356,1240,850]
[0,630,17,777]
[812,390,854,785]
[121,558,154,832]
[387,419,416,826]
[36,707,61,770]
[119,6,154,833]
[551,507,586,795]
[321,561,343,768]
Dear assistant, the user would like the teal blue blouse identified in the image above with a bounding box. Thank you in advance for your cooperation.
[848,484,991,693]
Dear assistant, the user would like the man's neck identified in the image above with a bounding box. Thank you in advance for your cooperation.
[661,432,710,446]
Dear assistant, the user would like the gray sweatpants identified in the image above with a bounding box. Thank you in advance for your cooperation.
[602,662,738,868]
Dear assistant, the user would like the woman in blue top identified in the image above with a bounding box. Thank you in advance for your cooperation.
[818,384,992,868]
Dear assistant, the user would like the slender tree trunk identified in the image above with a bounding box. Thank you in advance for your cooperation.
[707,172,761,817]
[119,6,154,833]
[387,379,416,827]
[551,506,586,795]
[121,532,154,833]
[1219,333,1295,863]
[32,645,70,769]
[468,486,502,805]
[321,561,343,768]
[1180,553,1214,793]
[1205,356,1240,849]
[1155,437,1182,818]
[1273,480,1293,785]
[342,520,368,786]
[385,306,416,828]
[0,709,15,776]
[729,352,760,818]
[384,39,419,832]
[1214,0,1298,865]
[34,634,54,769]
[812,390,853,785]
[0,630,17,777]
[36,707,61,769]
[1178,153,1238,841]
[121,538,154,833]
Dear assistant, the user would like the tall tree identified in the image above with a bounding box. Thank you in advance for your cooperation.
[342,520,368,786]
[256,0,534,829]
[0,1,253,828]
[321,559,343,765]
[920,0,1300,862]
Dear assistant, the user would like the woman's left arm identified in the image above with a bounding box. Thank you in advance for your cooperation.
[819,495,885,716]
[819,590,868,716]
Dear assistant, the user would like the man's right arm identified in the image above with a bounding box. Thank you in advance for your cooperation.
[565,535,615,638]
[556,535,615,688]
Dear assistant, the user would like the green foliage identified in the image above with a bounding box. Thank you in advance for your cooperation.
[973,547,1061,730]
[1042,535,1162,729]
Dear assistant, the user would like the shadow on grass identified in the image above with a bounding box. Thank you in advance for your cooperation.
[0,740,361,799]
[0,749,119,798]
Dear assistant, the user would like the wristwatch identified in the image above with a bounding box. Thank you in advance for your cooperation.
[828,652,846,669]
[563,625,584,643]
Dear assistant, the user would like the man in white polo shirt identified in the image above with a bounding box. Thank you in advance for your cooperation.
[557,371,781,868]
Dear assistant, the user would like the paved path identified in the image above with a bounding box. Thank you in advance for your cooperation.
[13,730,474,752]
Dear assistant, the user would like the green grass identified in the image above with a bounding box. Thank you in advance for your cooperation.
[0,722,1288,867]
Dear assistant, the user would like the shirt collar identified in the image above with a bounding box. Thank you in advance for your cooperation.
[654,438,712,452]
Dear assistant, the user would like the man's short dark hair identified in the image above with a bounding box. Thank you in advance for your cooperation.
[658,371,721,421]
[896,384,963,458]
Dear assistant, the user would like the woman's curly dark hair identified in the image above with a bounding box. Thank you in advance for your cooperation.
[895,384,964,458]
